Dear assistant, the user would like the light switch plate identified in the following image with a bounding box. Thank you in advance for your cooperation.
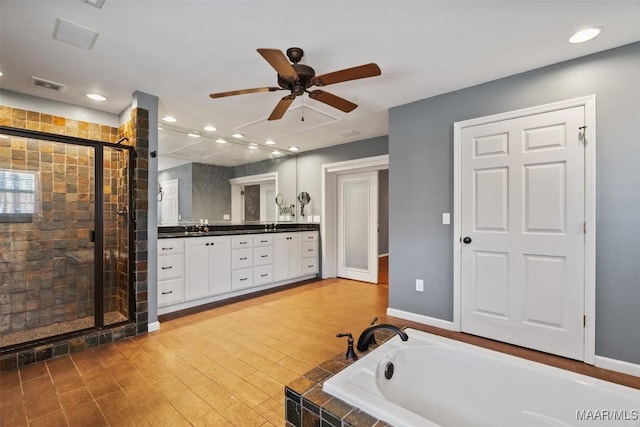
[313,215,320,223]
[442,213,450,225]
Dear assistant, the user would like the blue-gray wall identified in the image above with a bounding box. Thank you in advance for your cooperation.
[296,136,389,219]
[379,169,389,256]
[389,42,640,364]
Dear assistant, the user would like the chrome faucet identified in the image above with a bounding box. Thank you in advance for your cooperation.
[356,324,408,352]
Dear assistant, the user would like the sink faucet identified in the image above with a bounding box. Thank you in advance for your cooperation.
[356,324,408,352]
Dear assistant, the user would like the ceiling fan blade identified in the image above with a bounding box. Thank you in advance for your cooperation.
[311,63,381,87]
[268,95,296,121]
[257,48,298,80]
[209,87,282,98]
[308,90,357,113]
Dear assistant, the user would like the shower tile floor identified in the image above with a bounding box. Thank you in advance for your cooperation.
[0,312,128,348]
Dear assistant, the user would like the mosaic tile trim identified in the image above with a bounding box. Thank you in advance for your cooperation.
[285,329,397,427]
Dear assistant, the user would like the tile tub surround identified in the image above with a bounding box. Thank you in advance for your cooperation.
[285,329,397,427]
[0,105,149,370]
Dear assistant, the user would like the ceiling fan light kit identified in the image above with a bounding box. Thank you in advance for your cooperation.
[210,47,381,121]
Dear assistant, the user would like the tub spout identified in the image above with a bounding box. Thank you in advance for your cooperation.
[356,324,408,352]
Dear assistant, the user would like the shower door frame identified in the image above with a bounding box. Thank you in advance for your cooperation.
[0,126,135,348]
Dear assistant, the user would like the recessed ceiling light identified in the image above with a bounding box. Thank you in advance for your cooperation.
[569,27,602,44]
[265,139,276,145]
[204,125,216,132]
[289,146,299,152]
[86,93,106,101]
[82,0,106,9]
[162,116,177,123]
[216,138,227,144]
[231,132,243,139]
[0,72,3,77]
[188,132,200,138]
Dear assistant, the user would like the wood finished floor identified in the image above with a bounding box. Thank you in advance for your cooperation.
[1,257,638,426]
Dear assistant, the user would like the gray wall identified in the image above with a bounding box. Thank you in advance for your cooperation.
[388,42,640,364]
[378,169,389,256]
[192,163,233,222]
[296,136,389,219]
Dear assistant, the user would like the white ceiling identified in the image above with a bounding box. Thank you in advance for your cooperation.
[1,1,639,167]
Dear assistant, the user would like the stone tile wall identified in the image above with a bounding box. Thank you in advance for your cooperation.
[0,105,149,370]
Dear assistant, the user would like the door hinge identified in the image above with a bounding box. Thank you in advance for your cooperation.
[578,126,587,144]
[583,221,587,234]
[583,315,586,327]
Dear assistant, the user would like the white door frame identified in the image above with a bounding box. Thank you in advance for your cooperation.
[453,96,596,364]
[321,155,389,278]
[229,172,278,222]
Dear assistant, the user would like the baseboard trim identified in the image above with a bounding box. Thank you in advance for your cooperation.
[148,321,161,333]
[595,355,640,378]
[386,308,457,331]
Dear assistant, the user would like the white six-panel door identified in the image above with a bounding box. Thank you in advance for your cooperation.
[460,105,586,360]
[337,171,378,283]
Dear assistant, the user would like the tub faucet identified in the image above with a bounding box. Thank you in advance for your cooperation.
[356,324,408,352]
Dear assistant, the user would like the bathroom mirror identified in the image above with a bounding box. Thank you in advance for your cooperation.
[157,125,298,224]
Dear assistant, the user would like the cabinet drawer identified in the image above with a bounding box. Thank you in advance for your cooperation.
[301,231,318,242]
[254,246,273,266]
[232,235,253,249]
[158,239,184,255]
[254,265,273,286]
[302,259,319,275]
[232,268,254,290]
[254,235,273,247]
[158,254,184,280]
[232,248,253,270]
[158,278,185,306]
[302,241,317,258]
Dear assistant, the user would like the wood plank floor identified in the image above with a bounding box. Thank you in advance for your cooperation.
[1,258,637,426]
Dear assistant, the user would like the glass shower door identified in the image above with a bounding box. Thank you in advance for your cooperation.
[102,146,131,327]
[0,135,96,347]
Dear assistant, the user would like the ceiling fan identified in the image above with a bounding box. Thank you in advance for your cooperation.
[209,47,381,120]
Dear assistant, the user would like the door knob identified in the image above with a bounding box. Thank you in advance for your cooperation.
[462,237,472,244]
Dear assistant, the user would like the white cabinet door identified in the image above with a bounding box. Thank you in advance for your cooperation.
[210,237,231,295]
[185,237,210,300]
[274,233,302,281]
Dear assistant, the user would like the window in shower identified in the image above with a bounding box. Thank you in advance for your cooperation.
[0,129,133,349]
[0,170,36,222]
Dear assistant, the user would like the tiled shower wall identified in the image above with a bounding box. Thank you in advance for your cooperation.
[0,105,149,370]
[0,138,97,338]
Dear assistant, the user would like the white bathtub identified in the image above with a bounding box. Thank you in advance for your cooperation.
[322,328,640,426]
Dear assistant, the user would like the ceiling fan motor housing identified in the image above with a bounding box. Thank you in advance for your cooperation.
[278,63,315,96]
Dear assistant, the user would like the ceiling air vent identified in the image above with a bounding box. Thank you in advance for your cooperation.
[31,76,66,92]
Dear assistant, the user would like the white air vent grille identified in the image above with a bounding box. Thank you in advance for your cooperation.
[31,77,66,92]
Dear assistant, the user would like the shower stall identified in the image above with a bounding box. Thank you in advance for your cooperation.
[0,128,134,350]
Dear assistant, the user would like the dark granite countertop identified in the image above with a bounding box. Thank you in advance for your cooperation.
[158,223,319,239]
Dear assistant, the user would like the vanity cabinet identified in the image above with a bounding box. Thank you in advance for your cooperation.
[158,229,318,315]
[274,232,303,281]
[301,231,319,275]
[157,239,185,306]
[184,236,231,299]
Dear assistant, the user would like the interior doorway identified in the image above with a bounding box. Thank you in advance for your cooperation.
[321,155,389,283]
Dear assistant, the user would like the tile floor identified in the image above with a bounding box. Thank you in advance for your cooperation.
[1,257,638,426]
[0,276,391,426]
